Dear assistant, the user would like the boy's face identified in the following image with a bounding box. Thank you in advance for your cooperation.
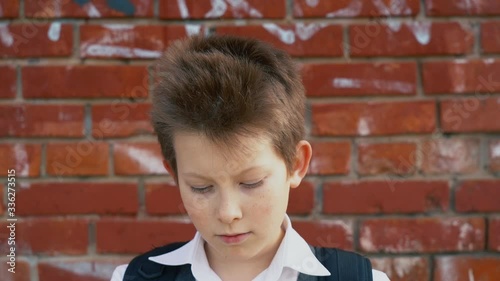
[165,131,311,262]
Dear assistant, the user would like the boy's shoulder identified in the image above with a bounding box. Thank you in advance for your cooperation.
[121,241,193,281]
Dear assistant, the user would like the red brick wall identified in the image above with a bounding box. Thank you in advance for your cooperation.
[1,0,499,280]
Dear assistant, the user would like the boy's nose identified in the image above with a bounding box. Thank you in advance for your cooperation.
[216,189,243,224]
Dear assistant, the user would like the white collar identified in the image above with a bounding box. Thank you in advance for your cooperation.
[148,214,331,280]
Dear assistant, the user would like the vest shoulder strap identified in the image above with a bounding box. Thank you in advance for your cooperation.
[123,241,194,281]
[311,246,373,281]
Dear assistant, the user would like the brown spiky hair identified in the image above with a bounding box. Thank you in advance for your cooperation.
[151,34,306,179]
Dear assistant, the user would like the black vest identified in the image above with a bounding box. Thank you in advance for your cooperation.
[123,241,373,281]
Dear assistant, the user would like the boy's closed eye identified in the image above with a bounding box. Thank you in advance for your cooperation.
[190,179,265,194]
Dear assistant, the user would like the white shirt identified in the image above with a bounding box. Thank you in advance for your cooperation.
[110,215,390,281]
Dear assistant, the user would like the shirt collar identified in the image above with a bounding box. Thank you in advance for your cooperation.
[148,214,331,279]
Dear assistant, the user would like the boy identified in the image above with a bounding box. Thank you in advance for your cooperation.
[110,35,390,281]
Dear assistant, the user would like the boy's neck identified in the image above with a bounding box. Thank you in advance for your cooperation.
[205,227,286,281]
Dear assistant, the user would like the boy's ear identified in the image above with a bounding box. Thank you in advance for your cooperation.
[289,140,312,189]
[163,160,177,182]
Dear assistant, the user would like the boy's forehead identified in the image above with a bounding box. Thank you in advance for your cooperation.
[172,131,277,167]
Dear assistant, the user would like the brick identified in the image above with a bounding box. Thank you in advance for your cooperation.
[216,24,343,57]
[0,65,16,98]
[301,62,417,97]
[426,0,500,16]
[490,140,500,172]
[421,138,480,174]
[17,182,137,215]
[441,97,500,133]
[0,104,84,137]
[0,144,41,177]
[25,0,153,18]
[145,182,185,215]
[312,101,436,136]
[160,0,285,19]
[38,259,127,281]
[349,22,473,57]
[434,256,500,281]
[113,143,166,175]
[12,218,89,255]
[92,103,153,138]
[455,180,500,212]
[360,217,485,253]
[489,217,500,251]
[323,180,449,214]
[482,21,500,53]
[0,0,20,18]
[0,24,72,57]
[80,25,195,59]
[423,59,500,94]
[46,142,109,176]
[96,219,196,253]
[292,220,353,250]
[294,0,420,18]
[370,257,429,281]
[309,141,350,175]
[23,65,148,98]
[357,142,417,175]
[0,259,30,281]
[287,181,314,215]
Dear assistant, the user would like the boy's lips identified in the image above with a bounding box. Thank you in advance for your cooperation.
[217,232,251,244]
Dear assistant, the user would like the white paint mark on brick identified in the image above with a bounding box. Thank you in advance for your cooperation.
[14,144,29,177]
[53,0,62,17]
[451,63,466,93]
[0,24,14,47]
[177,0,190,18]
[468,268,475,281]
[394,257,420,278]
[205,0,227,17]
[484,58,495,64]
[332,78,414,94]
[116,145,165,174]
[83,44,162,58]
[492,143,500,158]
[457,222,474,250]
[226,0,263,18]
[306,0,319,7]
[457,0,476,14]
[333,78,362,89]
[84,3,101,18]
[326,0,362,17]
[103,24,134,30]
[357,117,371,136]
[323,220,353,236]
[263,23,295,44]
[48,22,61,41]
[377,0,412,15]
[386,19,402,32]
[50,262,118,279]
[19,182,31,189]
[295,22,328,41]
[407,21,431,45]
[360,226,376,251]
[185,24,202,36]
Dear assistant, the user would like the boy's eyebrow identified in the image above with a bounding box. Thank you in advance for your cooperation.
[182,166,265,180]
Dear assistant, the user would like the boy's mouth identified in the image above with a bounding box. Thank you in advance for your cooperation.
[218,232,251,244]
